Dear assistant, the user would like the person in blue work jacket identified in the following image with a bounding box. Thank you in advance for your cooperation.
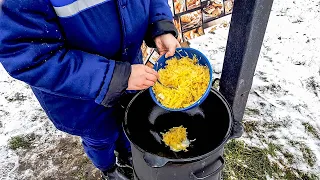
[0,0,180,179]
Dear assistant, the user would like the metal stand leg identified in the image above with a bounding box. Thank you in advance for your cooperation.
[219,0,274,138]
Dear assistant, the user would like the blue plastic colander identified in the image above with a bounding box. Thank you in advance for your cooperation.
[149,47,213,111]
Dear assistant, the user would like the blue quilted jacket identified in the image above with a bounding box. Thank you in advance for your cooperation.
[0,0,177,138]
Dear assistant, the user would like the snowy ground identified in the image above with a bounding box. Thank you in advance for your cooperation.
[1,0,320,179]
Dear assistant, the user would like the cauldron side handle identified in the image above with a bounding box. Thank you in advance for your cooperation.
[224,101,244,139]
[229,121,244,139]
[190,156,225,180]
[211,80,244,139]
[143,152,170,168]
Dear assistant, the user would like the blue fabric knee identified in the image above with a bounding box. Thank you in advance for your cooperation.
[81,133,119,171]
[116,129,131,155]
[81,128,131,171]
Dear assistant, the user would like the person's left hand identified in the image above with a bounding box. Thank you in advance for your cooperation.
[154,33,181,58]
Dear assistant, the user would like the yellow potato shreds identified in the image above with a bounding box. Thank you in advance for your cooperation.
[152,56,210,109]
[162,126,189,152]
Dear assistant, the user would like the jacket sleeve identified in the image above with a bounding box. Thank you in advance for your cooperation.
[0,0,131,107]
[144,0,178,47]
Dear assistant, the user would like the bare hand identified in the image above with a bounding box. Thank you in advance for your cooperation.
[127,65,159,90]
[155,33,181,58]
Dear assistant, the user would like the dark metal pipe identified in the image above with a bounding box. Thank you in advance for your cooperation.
[220,0,274,138]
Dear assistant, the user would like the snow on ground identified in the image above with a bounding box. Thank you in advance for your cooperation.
[0,69,100,180]
[189,0,320,176]
[0,0,320,179]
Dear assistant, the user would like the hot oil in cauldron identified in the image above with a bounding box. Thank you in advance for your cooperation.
[149,108,211,159]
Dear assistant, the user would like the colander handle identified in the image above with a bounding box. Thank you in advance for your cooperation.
[191,156,225,180]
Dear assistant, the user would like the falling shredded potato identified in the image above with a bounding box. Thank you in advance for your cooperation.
[152,56,210,109]
[162,126,190,152]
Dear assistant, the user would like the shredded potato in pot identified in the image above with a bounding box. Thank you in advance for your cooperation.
[162,126,190,152]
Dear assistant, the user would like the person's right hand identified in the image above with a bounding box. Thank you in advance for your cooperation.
[127,64,159,90]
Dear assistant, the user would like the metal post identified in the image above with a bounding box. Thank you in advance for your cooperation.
[220,0,274,137]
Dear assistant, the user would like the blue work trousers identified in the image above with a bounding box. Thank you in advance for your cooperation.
[81,128,131,171]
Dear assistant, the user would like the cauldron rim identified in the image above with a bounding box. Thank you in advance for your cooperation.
[123,88,233,163]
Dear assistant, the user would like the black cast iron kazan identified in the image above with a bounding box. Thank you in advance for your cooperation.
[123,88,238,180]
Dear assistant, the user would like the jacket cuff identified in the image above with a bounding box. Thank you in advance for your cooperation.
[100,61,131,107]
[144,20,178,48]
